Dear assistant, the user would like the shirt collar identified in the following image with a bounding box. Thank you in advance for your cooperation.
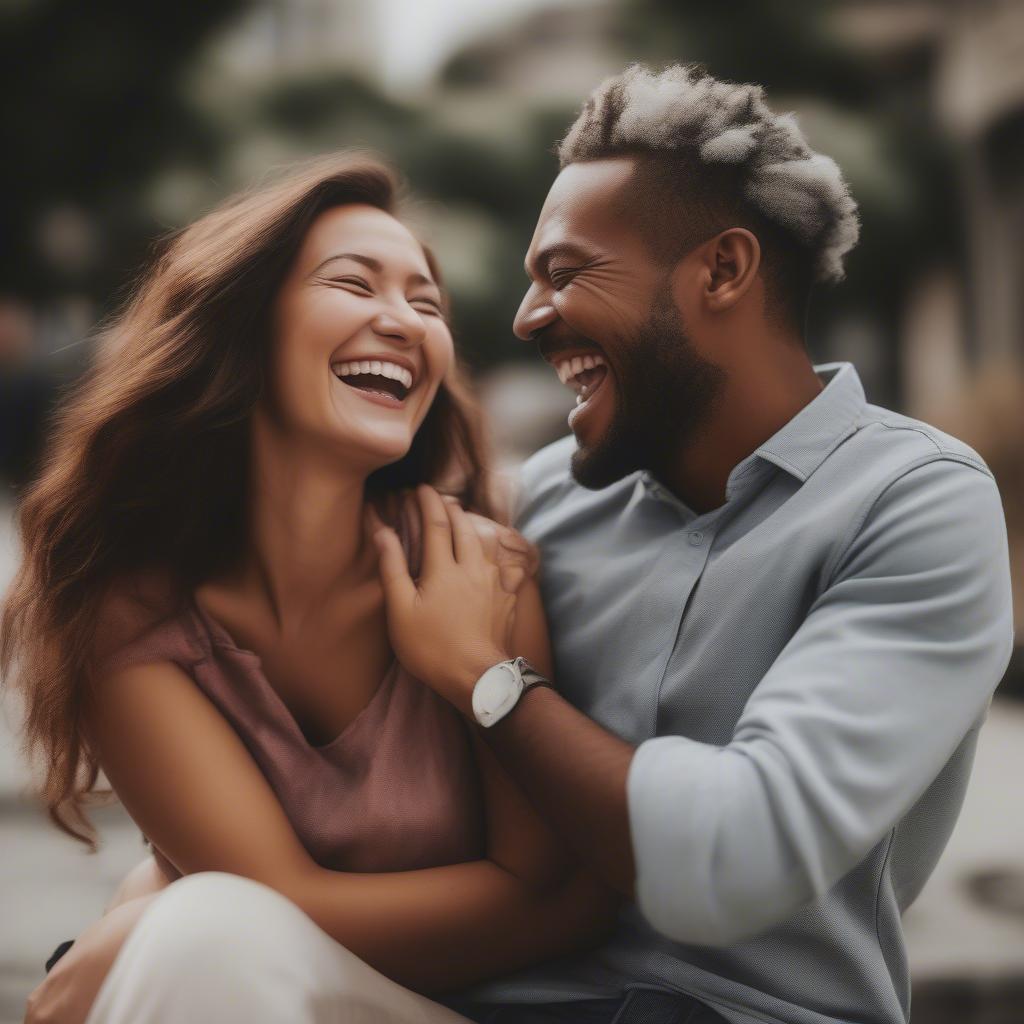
[639,362,866,510]
[749,362,865,484]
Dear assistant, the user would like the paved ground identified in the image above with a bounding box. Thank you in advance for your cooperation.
[2,499,1023,1023]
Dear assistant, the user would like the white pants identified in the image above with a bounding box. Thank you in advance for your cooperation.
[85,872,475,1024]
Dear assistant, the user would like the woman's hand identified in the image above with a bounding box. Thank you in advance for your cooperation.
[368,485,529,715]
[24,895,156,1024]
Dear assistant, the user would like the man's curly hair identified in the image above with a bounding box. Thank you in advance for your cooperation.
[559,65,860,326]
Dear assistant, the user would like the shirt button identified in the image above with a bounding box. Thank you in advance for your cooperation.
[688,530,704,546]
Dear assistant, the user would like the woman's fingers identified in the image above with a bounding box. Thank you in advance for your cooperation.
[498,561,528,594]
[417,485,456,575]
[365,504,416,607]
[445,498,486,565]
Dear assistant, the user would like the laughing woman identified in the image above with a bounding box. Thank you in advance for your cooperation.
[1,154,616,1023]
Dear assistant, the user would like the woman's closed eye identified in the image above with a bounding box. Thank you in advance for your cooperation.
[328,277,441,316]
[329,275,373,294]
[411,295,444,316]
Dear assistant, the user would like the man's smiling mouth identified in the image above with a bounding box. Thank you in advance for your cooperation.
[552,352,610,429]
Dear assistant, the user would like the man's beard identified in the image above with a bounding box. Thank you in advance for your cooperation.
[571,287,726,491]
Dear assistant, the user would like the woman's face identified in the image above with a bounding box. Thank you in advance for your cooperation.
[265,204,453,471]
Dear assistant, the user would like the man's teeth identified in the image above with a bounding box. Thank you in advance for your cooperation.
[331,360,413,390]
[555,353,605,386]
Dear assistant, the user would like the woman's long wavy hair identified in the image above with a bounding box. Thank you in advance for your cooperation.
[1,153,498,847]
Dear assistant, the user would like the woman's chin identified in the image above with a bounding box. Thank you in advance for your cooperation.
[342,432,414,472]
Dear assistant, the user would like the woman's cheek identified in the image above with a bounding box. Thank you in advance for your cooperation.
[430,330,455,382]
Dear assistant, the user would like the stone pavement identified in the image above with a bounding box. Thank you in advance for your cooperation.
[2,499,1023,1023]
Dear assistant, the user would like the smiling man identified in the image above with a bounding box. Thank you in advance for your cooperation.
[405,64,1014,1024]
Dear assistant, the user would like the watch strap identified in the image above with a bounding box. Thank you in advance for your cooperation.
[498,657,552,722]
[515,657,547,690]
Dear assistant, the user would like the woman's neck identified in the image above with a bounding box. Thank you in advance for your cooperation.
[237,414,377,632]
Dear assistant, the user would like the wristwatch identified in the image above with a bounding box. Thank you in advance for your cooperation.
[471,656,550,728]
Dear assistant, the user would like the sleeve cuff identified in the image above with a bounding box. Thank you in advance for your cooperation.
[628,735,809,946]
[628,735,725,944]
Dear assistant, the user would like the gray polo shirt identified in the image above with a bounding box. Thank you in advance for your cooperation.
[465,362,1014,1024]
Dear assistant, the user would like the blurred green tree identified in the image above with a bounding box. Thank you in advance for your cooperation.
[0,0,248,307]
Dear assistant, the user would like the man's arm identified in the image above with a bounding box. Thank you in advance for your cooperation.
[406,461,1013,946]
[623,460,1012,945]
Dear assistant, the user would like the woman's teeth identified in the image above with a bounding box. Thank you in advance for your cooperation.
[331,359,413,390]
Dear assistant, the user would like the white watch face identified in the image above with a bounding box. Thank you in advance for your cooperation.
[472,662,523,726]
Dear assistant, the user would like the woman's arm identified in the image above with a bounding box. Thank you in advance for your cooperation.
[88,601,614,996]
[465,563,602,889]
[31,516,615,1022]
[105,852,178,911]
[24,854,175,1024]
[25,895,158,1024]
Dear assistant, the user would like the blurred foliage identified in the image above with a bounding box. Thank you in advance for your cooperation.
[617,0,875,103]
[0,0,965,395]
[0,0,248,304]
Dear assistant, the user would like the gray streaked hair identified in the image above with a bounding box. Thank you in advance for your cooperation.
[559,64,859,284]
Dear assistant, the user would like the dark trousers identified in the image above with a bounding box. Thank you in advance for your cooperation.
[443,987,729,1023]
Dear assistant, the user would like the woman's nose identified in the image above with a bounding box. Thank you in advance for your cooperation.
[513,284,558,342]
[371,304,426,346]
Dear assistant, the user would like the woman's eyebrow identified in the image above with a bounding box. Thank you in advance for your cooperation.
[309,252,436,288]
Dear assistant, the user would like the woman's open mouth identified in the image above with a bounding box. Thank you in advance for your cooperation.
[330,359,413,409]
[554,352,610,430]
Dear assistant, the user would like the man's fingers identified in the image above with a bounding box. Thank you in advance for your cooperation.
[418,485,455,575]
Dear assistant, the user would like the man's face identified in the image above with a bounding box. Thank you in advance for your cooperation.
[515,158,725,489]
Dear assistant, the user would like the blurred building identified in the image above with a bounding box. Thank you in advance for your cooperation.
[211,0,376,82]
[936,0,1024,369]
[849,0,1024,637]
[850,0,1024,428]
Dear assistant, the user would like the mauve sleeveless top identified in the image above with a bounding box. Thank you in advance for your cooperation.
[95,499,534,873]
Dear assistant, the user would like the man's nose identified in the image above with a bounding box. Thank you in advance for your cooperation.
[513,283,558,342]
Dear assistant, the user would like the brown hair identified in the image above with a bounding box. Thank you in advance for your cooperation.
[1,152,497,847]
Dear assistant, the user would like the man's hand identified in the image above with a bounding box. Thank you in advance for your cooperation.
[368,485,520,715]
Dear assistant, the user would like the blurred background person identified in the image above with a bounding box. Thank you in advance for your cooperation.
[2,1,1022,1022]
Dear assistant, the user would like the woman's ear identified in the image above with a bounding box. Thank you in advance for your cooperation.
[677,228,761,315]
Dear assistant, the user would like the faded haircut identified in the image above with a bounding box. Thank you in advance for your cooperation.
[559,64,860,327]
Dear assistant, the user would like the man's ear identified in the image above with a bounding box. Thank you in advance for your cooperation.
[677,228,761,314]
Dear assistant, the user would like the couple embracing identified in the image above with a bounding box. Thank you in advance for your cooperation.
[4,65,1013,1024]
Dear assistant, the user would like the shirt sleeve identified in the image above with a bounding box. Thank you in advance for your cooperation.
[90,572,200,679]
[627,457,1015,946]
